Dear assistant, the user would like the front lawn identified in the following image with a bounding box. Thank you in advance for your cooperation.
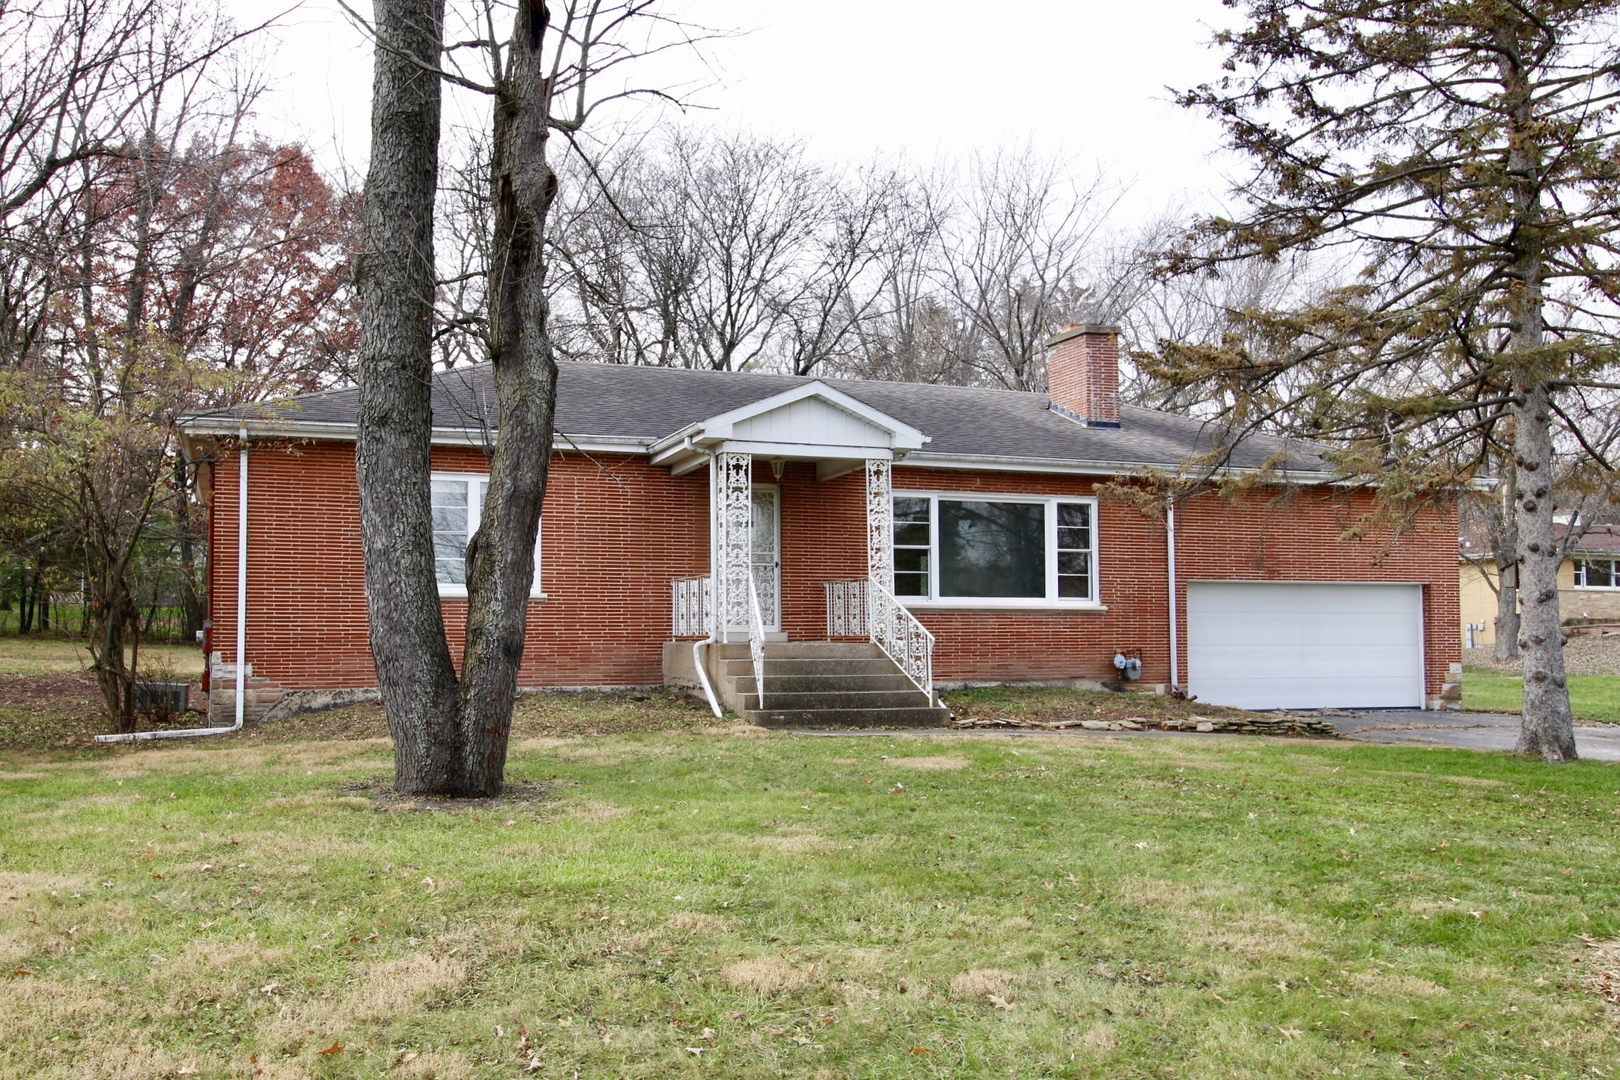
[1463,665,1620,723]
[2,730,1616,1078]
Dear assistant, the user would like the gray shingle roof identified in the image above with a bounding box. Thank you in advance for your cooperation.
[184,360,1330,475]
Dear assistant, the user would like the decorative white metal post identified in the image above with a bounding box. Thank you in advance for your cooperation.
[865,457,892,586]
[714,451,753,640]
[861,455,934,702]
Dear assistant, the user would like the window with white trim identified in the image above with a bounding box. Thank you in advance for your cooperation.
[890,494,1099,604]
[1574,557,1618,589]
[431,473,543,598]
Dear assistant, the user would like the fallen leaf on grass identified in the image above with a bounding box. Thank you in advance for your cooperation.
[987,994,1014,1010]
[316,1040,344,1056]
[909,1046,932,1054]
[762,1026,787,1037]
[1279,1027,1303,1040]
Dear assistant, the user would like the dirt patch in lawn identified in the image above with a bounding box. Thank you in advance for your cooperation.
[1577,936,1620,1017]
[882,753,970,770]
[0,673,211,754]
[343,776,555,812]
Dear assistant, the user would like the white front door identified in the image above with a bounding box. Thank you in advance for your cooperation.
[751,485,781,632]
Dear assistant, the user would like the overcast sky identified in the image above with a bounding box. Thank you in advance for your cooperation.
[228,0,1246,228]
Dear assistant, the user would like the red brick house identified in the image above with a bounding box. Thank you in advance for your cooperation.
[181,325,1460,725]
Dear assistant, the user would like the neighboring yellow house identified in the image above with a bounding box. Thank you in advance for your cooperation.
[1459,524,1620,647]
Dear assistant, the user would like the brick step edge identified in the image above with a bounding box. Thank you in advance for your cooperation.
[948,715,1343,738]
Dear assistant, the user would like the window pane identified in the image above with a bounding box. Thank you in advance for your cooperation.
[1057,526,1090,551]
[1588,560,1615,587]
[894,573,929,597]
[894,497,930,523]
[1057,502,1091,530]
[431,479,467,506]
[895,548,929,574]
[939,500,1045,598]
[895,521,930,547]
[1058,572,1091,599]
[1058,550,1090,576]
[432,480,469,586]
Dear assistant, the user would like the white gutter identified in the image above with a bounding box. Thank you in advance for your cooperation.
[178,415,646,454]
[97,427,250,743]
[1166,499,1179,690]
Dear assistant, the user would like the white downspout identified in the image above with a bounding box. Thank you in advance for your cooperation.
[1167,498,1179,691]
[691,448,723,717]
[97,427,249,743]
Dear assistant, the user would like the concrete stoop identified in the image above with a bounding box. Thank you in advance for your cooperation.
[710,642,950,728]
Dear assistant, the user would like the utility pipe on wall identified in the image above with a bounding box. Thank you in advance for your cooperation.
[1167,499,1179,690]
[96,427,249,743]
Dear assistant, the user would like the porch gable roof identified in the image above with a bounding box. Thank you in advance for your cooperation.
[646,381,927,474]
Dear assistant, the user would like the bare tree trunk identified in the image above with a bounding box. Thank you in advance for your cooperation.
[354,0,463,795]
[453,0,559,797]
[1493,467,1520,661]
[1512,375,1576,761]
[1498,38,1575,763]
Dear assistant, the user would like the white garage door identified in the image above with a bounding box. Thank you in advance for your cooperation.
[1186,582,1424,710]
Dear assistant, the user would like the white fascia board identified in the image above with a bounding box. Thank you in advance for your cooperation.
[689,381,928,450]
[177,416,647,455]
[903,452,1342,485]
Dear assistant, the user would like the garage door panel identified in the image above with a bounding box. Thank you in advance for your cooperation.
[1191,643,1419,672]
[1187,617,1412,649]
[1186,583,1423,710]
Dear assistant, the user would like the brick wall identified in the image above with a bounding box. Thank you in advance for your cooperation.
[207,440,708,691]
[206,441,1459,700]
[878,467,1459,699]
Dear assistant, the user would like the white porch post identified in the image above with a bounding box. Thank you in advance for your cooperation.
[714,450,753,641]
[866,457,892,587]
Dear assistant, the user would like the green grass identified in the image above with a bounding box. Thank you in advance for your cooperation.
[2,728,1617,1078]
[0,634,204,677]
[1463,665,1620,723]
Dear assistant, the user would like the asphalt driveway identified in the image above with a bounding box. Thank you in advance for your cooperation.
[1329,709,1620,761]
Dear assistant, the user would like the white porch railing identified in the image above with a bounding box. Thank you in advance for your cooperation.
[671,575,712,637]
[823,579,868,637]
[826,577,934,702]
[746,574,768,710]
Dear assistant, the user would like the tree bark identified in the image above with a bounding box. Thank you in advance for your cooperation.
[1512,375,1576,761]
[455,0,559,797]
[354,0,463,795]
[1492,467,1520,661]
[1497,27,1576,762]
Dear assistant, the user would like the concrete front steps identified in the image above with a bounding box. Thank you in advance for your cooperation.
[712,642,950,728]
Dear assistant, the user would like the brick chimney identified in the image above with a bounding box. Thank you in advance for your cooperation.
[1044,323,1121,427]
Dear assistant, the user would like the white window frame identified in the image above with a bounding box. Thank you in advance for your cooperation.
[1573,557,1619,590]
[891,491,1104,610]
[431,471,545,600]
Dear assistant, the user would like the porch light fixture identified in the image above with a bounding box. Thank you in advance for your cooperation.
[770,457,786,481]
